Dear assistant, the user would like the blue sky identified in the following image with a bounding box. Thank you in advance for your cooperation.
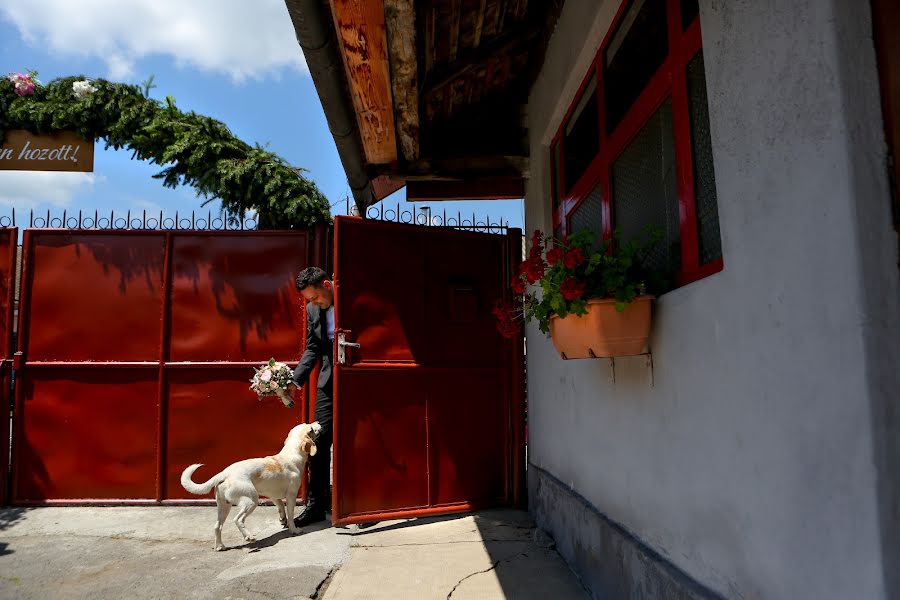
[0,0,523,230]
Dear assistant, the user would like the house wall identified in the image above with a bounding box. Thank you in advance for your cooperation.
[524,1,900,598]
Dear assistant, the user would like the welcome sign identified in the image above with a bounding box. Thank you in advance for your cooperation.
[0,129,94,172]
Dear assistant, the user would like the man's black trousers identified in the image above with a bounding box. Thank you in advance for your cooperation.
[309,385,333,509]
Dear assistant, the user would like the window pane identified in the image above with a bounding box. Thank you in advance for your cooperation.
[681,0,699,30]
[612,98,681,277]
[686,51,722,265]
[568,183,604,248]
[604,0,669,135]
[564,75,599,191]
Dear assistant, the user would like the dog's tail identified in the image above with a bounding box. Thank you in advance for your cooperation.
[180,464,227,495]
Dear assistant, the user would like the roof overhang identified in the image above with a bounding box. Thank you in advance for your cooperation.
[285,0,563,213]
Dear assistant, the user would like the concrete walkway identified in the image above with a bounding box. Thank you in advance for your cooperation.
[0,506,586,599]
[324,510,588,600]
[0,506,349,599]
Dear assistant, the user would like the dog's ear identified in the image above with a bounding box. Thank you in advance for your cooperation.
[301,436,318,456]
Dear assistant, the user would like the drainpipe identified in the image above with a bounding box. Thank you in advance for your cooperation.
[284,0,375,214]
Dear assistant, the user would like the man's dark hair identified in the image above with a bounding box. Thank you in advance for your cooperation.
[296,267,328,291]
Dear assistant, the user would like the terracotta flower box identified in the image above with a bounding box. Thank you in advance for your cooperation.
[549,296,653,359]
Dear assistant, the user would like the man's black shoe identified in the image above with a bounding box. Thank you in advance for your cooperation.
[292,504,326,528]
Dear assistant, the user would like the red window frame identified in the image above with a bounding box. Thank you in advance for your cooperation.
[551,0,723,287]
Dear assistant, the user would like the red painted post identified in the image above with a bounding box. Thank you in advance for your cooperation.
[156,232,173,502]
[0,228,16,506]
[506,228,527,508]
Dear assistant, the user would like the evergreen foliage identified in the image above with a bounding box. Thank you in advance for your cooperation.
[1,73,331,228]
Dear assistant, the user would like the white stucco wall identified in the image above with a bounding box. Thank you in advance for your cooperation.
[524,1,900,598]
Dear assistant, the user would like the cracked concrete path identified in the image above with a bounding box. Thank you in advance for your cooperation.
[322,509,588,600]
[0,506,350,599]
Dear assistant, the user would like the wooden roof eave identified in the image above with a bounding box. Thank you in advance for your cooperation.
[284,0,376,213]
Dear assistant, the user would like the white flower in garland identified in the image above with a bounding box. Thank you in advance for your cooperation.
[72,80,98,99]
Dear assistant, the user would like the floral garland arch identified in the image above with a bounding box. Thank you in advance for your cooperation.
[1,72,331,229]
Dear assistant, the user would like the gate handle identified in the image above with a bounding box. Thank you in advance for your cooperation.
[336,331,360,365]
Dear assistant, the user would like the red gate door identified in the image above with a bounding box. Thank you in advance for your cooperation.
[331,217,525,525]
[0,228,16,505]
[11,229,317,503]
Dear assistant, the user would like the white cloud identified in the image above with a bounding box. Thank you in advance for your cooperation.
[0,171,103,208]
[2,0,307,82]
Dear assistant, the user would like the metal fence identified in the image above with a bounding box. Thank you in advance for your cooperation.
[363,202,510,233]
[1,205,510,233]
[0,208,257,230]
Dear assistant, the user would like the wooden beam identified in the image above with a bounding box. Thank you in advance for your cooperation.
[371,174,407,200]
[374,154,530,178]
[472,0,487,48]
[384,0,420,162]
[422,24,542,96]
[329,0,398,164]
[496,0,507,35]
[449,0,462,63]
[425,5,436,73]
[406,177,524,201]
[512,0,528,21]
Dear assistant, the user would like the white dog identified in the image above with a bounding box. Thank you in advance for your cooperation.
[180,422,322,551]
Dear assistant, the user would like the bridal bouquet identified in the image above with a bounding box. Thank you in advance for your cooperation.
[250,358,295,408]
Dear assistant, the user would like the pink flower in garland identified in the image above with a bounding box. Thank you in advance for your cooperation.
[8,72,35,97]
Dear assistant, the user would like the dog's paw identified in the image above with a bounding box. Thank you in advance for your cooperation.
[287,526,300,536]
[244,535,257,543]
[214,544,225,552]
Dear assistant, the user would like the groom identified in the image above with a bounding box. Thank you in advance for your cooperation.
[288,266,335,527]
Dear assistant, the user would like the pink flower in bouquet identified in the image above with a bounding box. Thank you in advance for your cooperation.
[250,358,295,408]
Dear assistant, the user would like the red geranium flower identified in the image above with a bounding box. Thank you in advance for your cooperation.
[559,277,586,301]
[528,230,543,259]
[492,299,522,339]
[546,247,565,265]
[563,248,585,269]
[511,275,526,294]
[520,256,546,284]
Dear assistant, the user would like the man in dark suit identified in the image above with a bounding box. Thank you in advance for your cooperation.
[289,266,335,527]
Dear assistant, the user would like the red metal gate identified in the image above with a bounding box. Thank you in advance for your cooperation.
[10,228,325,503]
[331,217,525,524]
[0,228,16,505]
